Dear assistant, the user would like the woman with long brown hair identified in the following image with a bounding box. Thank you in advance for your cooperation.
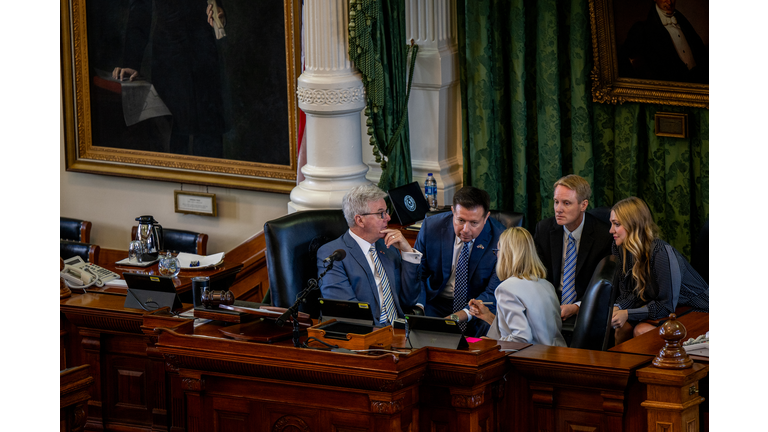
[609,197,708,343]
[468,227,566,346]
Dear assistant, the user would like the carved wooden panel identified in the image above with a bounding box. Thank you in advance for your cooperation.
[105,354,151,425]
[557,409,604,432]
[212,397,252,432]
[328,411,372,432]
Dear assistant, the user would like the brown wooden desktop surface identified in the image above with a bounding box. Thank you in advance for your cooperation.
[89,249,243,296]
[609,312,709,362]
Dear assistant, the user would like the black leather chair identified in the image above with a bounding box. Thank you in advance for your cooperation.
[587,206,612,226]
[264,210,350,318]
[569,255,618,351]
[60,240,100,263]
[691,219,708,284]
[425,209,524,228]
[60,217,92,243]
[131,226,208,255]
[489,210,524,228]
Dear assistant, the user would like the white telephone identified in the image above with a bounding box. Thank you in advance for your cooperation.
[61,256,120,289]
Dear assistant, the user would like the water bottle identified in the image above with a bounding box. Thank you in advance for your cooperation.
[425,173,438,210]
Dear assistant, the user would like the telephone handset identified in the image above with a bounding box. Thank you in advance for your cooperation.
[60,256,120,290]
[61,265,95,286]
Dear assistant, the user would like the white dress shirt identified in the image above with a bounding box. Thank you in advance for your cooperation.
[656,5,696,70]
[348,229,422,310]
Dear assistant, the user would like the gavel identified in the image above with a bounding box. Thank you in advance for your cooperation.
[201,289,235,309]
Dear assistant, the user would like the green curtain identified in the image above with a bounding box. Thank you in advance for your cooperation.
[457,0,708,259]
[349,0,418,192]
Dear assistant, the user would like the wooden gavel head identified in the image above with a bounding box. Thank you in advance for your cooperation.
[201,290,235,309]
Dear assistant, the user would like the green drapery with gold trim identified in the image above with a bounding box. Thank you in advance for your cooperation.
[457,0,708,258]
[349,0,418,192]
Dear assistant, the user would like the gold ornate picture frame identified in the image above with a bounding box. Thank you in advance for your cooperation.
[588,0,709,108]
[61,0,302,193]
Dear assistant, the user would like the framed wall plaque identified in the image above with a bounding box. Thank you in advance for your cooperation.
[654,113,688,138]
[174,190,217,217]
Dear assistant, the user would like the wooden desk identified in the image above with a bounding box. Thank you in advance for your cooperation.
[62,289,711,432]
[609,312,709,362]
[506,345,653,432]
[60,254,240,432]
[148,312,512,432]
[609,312,710,431]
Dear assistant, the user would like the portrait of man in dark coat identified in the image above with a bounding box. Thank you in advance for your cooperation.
[618,0,708,84]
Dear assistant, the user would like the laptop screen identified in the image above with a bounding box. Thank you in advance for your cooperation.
[387,181,429,226]
[122,273,177,293]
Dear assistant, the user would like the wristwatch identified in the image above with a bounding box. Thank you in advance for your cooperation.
[449,313,460,322]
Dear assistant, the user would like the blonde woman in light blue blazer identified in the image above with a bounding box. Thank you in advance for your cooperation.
[469,227,566,347]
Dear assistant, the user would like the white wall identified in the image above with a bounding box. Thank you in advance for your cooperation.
[60,95,291,253]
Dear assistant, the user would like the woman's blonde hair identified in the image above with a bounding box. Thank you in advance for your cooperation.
[612,197,659,300]
[496,227,547,281]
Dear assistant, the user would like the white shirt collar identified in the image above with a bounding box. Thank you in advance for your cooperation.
[655,4,677,26]
[563,212,586,243]
[349,229,375,255]
[454,236,475,247]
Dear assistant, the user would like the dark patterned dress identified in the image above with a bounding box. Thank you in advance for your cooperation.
[612,239,708,321]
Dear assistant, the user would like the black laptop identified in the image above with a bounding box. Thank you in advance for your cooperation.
[316,298,376,340]
[387,181,430,226]
[405,315,469,350]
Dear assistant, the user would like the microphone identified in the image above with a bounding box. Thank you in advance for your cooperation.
[322,249,346,263]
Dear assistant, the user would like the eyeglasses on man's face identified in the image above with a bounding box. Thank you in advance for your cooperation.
[360,209,391,219]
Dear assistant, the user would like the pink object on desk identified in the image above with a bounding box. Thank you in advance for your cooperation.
[465,337,483,343]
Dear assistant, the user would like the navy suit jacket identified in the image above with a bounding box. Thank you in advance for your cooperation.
[317,231,420,326]
[414,212,506,336]
[533,213,613,303]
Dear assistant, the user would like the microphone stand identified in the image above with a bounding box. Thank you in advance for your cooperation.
[276,261,334,348]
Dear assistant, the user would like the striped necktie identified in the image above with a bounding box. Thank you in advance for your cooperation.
[562,233,577,305]
[452,241,471,332]
[369,245,397,326]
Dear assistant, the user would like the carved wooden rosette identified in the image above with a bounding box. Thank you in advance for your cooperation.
[451,389,486,409]
[181,376,205,392]
[273,415,310,432]
[370,397,405,414]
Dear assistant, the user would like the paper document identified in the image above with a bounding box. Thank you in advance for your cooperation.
[176,252,225,269]
[95,69,172,127]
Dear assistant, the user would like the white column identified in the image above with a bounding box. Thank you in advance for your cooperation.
[364,0,462,207]
[289,0,370,213]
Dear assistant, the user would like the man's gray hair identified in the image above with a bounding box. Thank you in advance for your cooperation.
[342,183,387,227]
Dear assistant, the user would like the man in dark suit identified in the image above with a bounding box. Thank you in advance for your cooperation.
[619,0,708,84]
[317,184,421,327]
[414,186,506,337]
[533,175,613,325]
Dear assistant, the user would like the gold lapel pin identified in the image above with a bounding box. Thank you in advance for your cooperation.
[477,244,484,249]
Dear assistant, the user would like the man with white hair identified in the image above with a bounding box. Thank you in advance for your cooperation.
[317,184,422,327]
